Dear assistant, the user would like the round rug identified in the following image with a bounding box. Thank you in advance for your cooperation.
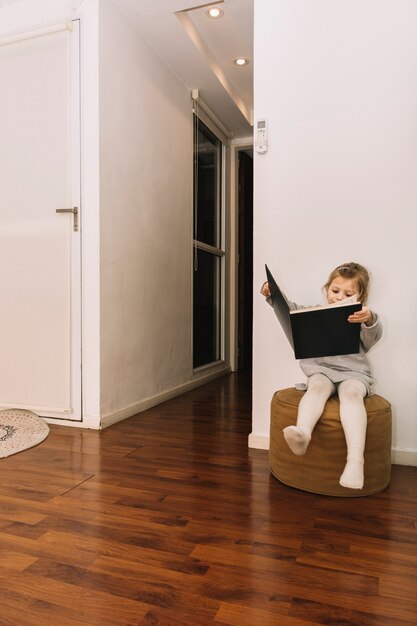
[0,409,49,458]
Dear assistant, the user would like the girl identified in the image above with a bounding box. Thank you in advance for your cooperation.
[261,262,382,490]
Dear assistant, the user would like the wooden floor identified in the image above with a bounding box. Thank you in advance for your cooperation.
[1,372,416,626]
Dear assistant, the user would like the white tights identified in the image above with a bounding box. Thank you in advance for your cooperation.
[283,373,367,489]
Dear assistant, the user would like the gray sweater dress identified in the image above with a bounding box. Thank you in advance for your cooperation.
[268,296,383,396]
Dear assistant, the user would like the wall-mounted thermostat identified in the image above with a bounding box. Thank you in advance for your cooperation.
[255,118,268,154]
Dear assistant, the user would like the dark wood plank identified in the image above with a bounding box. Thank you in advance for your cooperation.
[0,371,416,625]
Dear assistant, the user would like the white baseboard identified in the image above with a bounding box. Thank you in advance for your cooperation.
[248,433,269,450]
[248,434,417,467]
[100,365,231,429]
[391,448,417,467]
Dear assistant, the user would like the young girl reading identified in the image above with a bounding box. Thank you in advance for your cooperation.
[261,262,382,490]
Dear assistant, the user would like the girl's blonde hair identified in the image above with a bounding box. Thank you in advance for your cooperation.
[324,262,370,304]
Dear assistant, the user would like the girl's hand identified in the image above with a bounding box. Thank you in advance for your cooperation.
[261,281,271,297]
[348,306,373,326]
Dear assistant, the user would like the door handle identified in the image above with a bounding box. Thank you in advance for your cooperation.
[56,206,79,232]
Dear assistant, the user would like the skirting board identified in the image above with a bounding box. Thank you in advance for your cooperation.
[248,433,417,467]
[248,433,270,450]
[100,366,231,429]
[391,448,417,467]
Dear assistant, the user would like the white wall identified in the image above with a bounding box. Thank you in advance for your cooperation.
[98,0,230,426]
[252,0,417,464]
[1,0,232,430]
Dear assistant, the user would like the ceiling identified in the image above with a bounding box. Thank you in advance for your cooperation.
[0,0,254,138]
[116,0,254,138]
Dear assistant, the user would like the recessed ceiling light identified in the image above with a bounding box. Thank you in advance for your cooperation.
[206,7,224,19]
[233,57,249,67]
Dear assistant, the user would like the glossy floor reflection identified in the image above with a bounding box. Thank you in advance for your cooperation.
[0,371,416,625]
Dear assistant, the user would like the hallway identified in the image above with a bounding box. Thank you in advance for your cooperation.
[0,372,416,625]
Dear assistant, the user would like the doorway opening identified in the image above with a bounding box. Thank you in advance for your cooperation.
[237,148,253,371]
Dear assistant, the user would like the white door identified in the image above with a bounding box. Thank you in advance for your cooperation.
[0,21,81,421]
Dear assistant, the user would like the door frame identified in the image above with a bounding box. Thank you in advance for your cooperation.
[41,19,82,422]
[229,139,254,372]
[192,104,229,373]
[67,18,82,421]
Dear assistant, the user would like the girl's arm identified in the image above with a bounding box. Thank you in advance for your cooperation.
[360,312,383,352]
[348,306,383,350]
[260,281,299,311]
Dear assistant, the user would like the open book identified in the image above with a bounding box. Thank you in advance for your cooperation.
[265,265,362,359]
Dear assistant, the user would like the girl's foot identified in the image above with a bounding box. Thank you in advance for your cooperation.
[283,426,311,455]
[339,460,364,489]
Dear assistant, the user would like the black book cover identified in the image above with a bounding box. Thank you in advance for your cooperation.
[265,265,361,359]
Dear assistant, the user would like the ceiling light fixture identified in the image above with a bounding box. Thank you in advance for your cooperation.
[206,7,224,19]
[233,57,249,67]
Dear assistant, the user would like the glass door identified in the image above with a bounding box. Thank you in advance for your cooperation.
[193,117,224,369]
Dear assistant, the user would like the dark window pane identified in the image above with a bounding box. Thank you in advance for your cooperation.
[193,250,221,368]
[194,121,221,248]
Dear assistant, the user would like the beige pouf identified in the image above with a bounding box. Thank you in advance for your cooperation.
[270,387,392,497]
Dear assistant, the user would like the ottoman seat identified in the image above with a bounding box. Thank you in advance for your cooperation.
[269,387,392,497]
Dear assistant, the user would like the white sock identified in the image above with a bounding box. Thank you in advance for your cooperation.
[338,380,367,490]
[284,374,335,456]
[283,425,311,455]
[339,458,364,489]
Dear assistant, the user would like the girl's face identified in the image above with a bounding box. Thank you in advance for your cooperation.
[327,276,360,304]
